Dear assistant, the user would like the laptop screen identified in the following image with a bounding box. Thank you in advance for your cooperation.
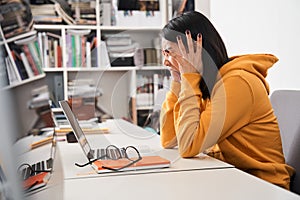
[59,100,93,159]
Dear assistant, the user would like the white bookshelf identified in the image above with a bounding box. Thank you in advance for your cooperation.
[0,27,46,90]
[31,0,170,125]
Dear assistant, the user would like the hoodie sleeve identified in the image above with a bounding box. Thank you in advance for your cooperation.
[160,80,181,148]
[161,73,254,158]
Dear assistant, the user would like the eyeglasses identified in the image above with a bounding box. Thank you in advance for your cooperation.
[75,145,142,172]
[18,163,52,181]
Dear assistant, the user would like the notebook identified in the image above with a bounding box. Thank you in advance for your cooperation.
[59,100,170,173]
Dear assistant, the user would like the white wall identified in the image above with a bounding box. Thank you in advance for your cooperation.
[209,0,300,93]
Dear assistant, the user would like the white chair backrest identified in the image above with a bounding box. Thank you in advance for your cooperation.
[153,88,168,112]
[270,90,300,194]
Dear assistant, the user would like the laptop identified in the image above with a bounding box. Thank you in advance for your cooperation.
[59,100,170,173]
[19,133,56,192]
[17,107,58,193]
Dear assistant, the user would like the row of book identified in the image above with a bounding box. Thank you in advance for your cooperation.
[104,34,162,67]
[0,0,34,39]
[34,30,97,69]
[30,0,97,25]
[5,32,44,85]
[65,29,97,68]
[29,0,164,27]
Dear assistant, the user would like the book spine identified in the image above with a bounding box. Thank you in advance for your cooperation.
[33,41,44,71]
[57,44,62,68]
[53,40,58,67]
[20,52,34,78]
[86,41,91,68]
[71,35,76,67]
[75,34,81,67]
[11,51,28,80]
[28,42,43,74]
[81,36,86,67]
[37,32,44,67]
[0,46,9,87]
[7,53,23,82]
[5,57,20,84]
[48,39,54,67]
[23,45,39,76]
[42,32,49,68]
[66,34,72,67]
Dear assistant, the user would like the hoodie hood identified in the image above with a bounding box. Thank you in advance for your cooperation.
[219,54,278,94]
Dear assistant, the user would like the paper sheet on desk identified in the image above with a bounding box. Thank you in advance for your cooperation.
[13,135,53,155]
[55,122,110,135]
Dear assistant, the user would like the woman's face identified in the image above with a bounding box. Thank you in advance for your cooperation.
[161,38,180,71]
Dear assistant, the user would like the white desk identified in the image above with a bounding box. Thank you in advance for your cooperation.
[58,119,233,179]
[23,119,300,200]
[62,168,300,200]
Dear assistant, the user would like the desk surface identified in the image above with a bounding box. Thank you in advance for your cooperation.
[58,119,233,179]
[23,119,300,200]
[62,168,300,200]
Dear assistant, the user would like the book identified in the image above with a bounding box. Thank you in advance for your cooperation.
[45,32,62,68]
[53,40,58,67]
[20,52,34,78]
[11,50,29,80]
[92,156,170,172]
[5,56,21,84]
[65,34,72,67]
[23,172,51,192]
[85,41,91,68]
[66,29,91,68]
[37,32,44,67]
[14,34,43,75]
[105,34,132,46]
[100,3,111,26]
[28,42,43,74]
[23,45,40,75]
[0,45,9,87]
[42,32,49,68]
[56,44,62,67]
[54,3,76,25]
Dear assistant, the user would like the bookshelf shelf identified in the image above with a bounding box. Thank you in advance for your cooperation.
[34,24,98,30]
[100,26,163,31]
[136,106,154,110]
[2,74,45,90]
[43,68,65,72]
[5,30,37,43]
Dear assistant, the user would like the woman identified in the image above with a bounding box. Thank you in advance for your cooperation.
[160,11,294,190]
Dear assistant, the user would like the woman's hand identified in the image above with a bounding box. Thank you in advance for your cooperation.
[169,68,181,82]
[171,31,203,74]
[162,49,181,82]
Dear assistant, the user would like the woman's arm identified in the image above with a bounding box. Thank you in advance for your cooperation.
[175,73,254,158]
[160,81,181,148]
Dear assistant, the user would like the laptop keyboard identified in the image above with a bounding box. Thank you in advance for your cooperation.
[95,148,126,160]
[21,158,53,180]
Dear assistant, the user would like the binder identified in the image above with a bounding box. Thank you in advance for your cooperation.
[53,75,64,106]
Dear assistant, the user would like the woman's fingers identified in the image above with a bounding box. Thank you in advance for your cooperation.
[196,33,203,68]
[186,30,194,60]
[176,35,187,58]
[196,33,202,54]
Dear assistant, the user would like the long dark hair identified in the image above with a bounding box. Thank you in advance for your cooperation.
[161,11,229,99]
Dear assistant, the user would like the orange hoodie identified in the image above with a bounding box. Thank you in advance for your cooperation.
[160,54,294,189]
